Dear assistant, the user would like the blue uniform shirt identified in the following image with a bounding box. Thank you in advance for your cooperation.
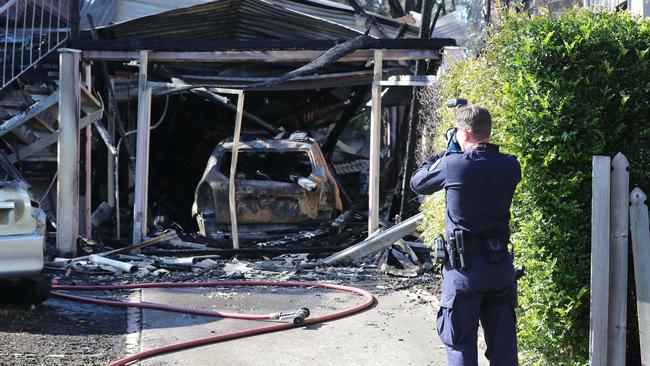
[410,143,521,242]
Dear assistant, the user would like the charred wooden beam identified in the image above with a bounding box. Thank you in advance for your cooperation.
[82,49,442,63]
[251,36,376,89]
[186,69,406,91]
[70,38,456,52]
[344,0,389,38]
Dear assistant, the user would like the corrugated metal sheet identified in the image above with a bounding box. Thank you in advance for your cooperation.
[264,0,420,37]
[81,0,211,28]
[113,0,214,23]
[81,0,420,40]
[86,0,363,40]
[430,12,469,46]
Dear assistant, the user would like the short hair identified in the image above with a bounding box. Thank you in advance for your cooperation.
[455,104,492,141]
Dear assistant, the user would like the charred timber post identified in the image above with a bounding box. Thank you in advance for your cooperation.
[107,112,115,208]
[398,0,435,222]
[86,16,133,241]
[86,14,118,219]
[69,0,80,41]
[84,63,92,239]
[86,15,135,169]
[57,49,81,257]
[133,50,152,245]
[369,49,383,237]
[229,91,245,249]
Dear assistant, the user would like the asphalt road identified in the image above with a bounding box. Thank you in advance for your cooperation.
[0,293,127,365]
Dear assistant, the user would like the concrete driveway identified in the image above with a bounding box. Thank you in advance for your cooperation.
[134,284,489,366]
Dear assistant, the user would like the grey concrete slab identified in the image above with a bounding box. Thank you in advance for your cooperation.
[138,285,489,366]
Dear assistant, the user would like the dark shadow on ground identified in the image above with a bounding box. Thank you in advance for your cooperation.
[0,295,127,336]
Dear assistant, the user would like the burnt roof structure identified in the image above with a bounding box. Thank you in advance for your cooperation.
[80,0,420,39]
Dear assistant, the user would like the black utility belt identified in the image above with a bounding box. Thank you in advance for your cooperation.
[445,230,507,270]
[451,236,506,256]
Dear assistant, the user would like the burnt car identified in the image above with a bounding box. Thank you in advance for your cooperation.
[0,152,49,303]
[193,135,342,243]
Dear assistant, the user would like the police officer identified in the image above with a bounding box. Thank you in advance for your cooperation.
[410,104,521,366]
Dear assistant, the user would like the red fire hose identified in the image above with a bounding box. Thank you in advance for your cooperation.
[51,281,375,366]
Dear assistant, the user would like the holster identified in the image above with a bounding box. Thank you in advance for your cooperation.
[454,230,468,270]
[485,237,505,264]
[447,235,458,269]
[433,235,447,264]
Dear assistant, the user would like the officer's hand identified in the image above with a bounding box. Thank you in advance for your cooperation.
[446,128,462,152]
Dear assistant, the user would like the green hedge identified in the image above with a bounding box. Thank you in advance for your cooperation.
[418,9,650,365]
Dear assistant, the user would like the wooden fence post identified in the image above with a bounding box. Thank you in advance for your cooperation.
[608,153,629,366]
[590,156,611,366]
[630,187,650,366]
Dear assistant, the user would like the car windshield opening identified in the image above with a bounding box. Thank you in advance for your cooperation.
[219,150,312,183]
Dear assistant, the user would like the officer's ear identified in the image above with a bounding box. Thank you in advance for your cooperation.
[457,128,471,143]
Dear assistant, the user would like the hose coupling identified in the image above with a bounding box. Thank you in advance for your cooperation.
[269,307,311,324]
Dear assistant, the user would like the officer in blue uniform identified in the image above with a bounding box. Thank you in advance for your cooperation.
[410,103,521,366]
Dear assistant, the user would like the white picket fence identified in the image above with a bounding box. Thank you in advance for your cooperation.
[590,153,650,366]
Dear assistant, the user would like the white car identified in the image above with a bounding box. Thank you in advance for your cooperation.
[0,153,49,303]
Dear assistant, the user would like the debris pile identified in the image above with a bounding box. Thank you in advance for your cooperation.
[375,240,433,278]
[46,227,438,291]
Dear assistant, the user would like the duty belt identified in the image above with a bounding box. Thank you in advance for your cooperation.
[456,236,495,255]
[447,231,508,270]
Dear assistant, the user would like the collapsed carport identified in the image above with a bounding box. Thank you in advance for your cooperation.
[55,0,456,256]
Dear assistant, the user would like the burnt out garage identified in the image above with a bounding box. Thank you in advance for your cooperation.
[77,0,455,248]
[1,0,458,252]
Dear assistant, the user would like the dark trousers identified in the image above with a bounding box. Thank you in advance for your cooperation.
[437,253,518,366]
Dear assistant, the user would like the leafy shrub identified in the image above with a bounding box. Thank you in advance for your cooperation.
[418,8,650,365]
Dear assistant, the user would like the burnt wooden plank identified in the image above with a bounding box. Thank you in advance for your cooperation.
[70,38,456,52]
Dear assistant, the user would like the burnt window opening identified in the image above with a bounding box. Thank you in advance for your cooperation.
[219,150,313,183]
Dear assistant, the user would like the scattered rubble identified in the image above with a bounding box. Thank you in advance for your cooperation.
[46,229,440,296]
